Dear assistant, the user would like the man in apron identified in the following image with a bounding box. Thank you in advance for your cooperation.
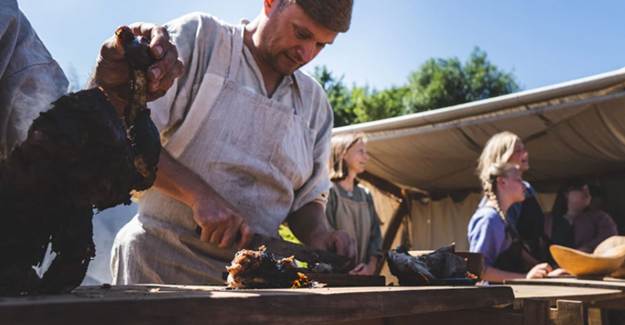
[98,0,357,284]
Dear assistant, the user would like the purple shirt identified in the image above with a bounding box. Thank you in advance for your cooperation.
[564,209,617,253]
[468,206,511,266]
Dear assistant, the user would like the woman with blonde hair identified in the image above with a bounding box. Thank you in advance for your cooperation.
[468,162,554,281]
[476,131,549,262]
[326,133,383,275]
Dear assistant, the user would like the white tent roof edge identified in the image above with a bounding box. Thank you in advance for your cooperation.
[333,67,625,135]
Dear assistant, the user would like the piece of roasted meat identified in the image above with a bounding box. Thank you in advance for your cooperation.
[0,26,161,295]
[226,246,313,289]
[387,244,469,285]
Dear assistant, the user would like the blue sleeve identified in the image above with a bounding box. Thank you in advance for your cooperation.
[468,209,508,266]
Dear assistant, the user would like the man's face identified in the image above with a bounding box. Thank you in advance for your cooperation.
[257,2,338,75]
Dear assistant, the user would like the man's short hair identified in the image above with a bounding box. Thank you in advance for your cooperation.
[294,0,353,33]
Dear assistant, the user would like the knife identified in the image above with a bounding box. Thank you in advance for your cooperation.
[194,226,353,272]
[247,233,353,272]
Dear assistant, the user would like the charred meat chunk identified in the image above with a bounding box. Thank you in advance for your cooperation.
[226,246,313,289]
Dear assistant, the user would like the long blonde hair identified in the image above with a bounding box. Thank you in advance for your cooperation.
[329,133,366,182]
[477,131,522,188]
[482,162,520,219]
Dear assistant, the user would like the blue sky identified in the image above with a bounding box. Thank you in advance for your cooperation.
[18,0,625,92]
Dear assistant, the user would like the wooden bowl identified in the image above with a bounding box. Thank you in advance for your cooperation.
[550,244,625,276]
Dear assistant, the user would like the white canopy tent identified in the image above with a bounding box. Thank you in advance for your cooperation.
[334,68,625,251]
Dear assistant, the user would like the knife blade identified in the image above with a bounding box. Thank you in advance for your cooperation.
[247,233,353,272]
[193,226,353,272]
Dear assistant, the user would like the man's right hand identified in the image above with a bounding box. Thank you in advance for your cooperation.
[192,194,253,249]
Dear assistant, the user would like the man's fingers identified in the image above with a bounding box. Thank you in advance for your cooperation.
[200,227,212,243]
[219,217,243,248]
[237,223,253,249]
[97,22,180,105]
[129,22,159,40]
[349,263,365,275]
[99,34,125,62]
[209,224,226,246]
[128,22,171,60]
[149,59,183,95]
[147,46,181,91]
[156,59,184,93]
[149,25,172,60]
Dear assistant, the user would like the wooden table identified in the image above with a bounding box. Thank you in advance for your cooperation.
[507,277,625,290]
[0,285,514,325]
[379,284,624,325]
[507,278,625,324]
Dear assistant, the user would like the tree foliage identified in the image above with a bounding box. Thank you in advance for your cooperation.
[405,47,519,113]
[313,47,519,127]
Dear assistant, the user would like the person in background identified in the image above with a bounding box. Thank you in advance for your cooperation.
[468,162,557,281]
[545,179,617,253]
[476,131,549,262]
[326,133,383,275]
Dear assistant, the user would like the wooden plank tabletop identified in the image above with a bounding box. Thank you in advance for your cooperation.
[506,277,625,290]
[0,285,514,325]
[507,284,623,300]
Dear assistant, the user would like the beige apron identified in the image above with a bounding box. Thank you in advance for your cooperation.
[112,25,314,285]
[332,184,373,264]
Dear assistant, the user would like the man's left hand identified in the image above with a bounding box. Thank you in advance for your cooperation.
[308,229,356,263]
[94,23,184,113]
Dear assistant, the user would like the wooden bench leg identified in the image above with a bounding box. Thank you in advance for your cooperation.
[523,299,551,325]
[553,300,585,325]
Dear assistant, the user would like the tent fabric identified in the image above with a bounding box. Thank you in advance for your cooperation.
[334,68,625,193]
[336,68,625,251]
[407,193,557,251]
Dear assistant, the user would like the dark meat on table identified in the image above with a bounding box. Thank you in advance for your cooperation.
[0,27,160,295]
[387,244,469,284]
[226,246,313,289]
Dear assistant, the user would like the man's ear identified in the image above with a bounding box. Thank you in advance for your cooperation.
[264,0,275,15]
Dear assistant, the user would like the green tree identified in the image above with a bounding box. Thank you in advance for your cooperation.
[351,86,409,123]
[405,47,519,113]
[313,66,356,127]
[313,47,519,126]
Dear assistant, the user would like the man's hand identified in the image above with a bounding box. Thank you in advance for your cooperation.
[349,256,378,276]
[286,201,357,264]
[192,194,253,249]
[308,229,356,263]
[349,262,375,276]
[94,23,184,113]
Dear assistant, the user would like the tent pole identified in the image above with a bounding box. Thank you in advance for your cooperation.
[375,191,411,274]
